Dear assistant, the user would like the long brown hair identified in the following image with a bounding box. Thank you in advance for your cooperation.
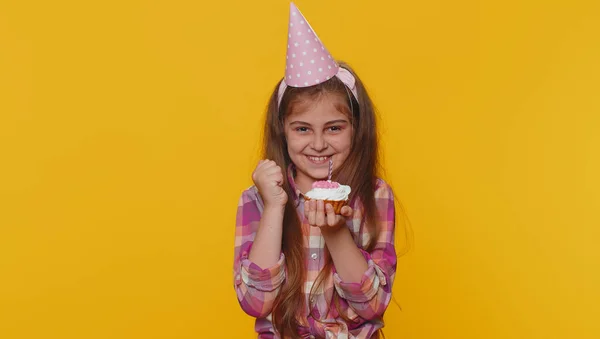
[262,62,383,339]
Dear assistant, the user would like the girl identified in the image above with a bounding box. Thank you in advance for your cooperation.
[233,3,396,338]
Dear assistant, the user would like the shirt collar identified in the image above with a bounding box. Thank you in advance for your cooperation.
[287,164,305,205]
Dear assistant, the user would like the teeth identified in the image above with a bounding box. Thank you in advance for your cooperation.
[308,156,328,161]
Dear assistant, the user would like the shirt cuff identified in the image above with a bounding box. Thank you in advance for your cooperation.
[332,249,388,303]
[238,253,286,292]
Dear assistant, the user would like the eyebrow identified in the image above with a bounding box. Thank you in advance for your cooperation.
[288,119,349,126]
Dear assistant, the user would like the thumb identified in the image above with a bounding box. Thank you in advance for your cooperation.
[340,206,353,217]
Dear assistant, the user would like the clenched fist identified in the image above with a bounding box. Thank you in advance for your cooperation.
[252,160,288,208]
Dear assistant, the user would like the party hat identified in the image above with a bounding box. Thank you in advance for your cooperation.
[284,3,340,88]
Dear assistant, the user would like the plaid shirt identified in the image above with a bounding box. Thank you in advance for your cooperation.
[234,167,397,338]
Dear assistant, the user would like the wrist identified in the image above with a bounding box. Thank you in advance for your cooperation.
[263,203,286,214]
[321,223,349,240]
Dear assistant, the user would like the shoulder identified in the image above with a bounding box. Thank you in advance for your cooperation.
[239,185,260,203]
[236,186,265,223]
[237,185,265,211]
[374,178,394,200]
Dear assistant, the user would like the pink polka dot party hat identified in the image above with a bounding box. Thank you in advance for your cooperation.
[283,2,340,88]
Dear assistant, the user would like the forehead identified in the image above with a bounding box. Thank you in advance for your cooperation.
[285,92,350,123]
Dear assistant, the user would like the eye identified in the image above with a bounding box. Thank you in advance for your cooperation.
[295,127,310,133]
[327,126,343,132]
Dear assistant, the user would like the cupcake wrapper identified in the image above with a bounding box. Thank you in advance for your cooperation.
[304,198,347,214]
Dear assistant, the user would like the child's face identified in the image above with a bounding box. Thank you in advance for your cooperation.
[284,92,352,187]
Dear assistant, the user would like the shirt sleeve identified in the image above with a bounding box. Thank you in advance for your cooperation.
[332,180,397,320]
[233,187,286,318]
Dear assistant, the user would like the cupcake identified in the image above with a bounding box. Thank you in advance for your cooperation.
[304,180,351,214]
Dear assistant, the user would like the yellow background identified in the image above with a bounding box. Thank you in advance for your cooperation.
[1,0,599,338]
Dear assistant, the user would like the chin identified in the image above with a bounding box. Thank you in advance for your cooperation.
[307,169,328,181]
[295,164,326,181]
[310,173,327,181]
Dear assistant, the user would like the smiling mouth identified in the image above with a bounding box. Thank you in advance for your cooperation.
[306,155,332,164]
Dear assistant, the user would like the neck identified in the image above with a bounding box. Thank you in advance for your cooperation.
[294,172,315,194]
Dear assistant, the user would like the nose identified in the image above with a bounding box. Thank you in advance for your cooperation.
[311,132,328,152]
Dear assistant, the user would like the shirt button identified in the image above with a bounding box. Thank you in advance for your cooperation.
[309,336,315,339]
[311,253,318,260]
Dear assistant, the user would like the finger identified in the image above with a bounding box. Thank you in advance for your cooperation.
[255,166,275,184]
[256,161,274,174]
[308,200,316,226]
[265,165,283,176]
[253,160,266,179]
[265,167,284,186]
[304,199,310,219]
[262,160,277,169]
[256,159,269,170]
[273,172,284,186]
[315,200,325,226]
[309,200,317,226]
[325,203,336,226]
[340,206,353,218]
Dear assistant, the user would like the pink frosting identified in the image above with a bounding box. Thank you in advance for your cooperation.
[312,180,340,189]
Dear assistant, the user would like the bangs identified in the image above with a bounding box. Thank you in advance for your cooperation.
[281,76,353,120]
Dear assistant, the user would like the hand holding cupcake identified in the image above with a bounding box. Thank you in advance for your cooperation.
[304,179,351,214]
[304,158,353,230]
